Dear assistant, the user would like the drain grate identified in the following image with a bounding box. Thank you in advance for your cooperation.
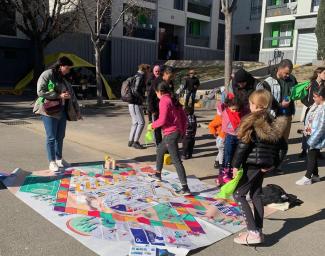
[0,120,32,126]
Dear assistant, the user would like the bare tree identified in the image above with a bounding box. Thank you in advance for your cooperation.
[0,0,80,87]
[220,0,237,87]
[78,0,140,104]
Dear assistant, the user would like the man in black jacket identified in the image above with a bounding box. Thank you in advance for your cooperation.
[147,65,163,145]
[184,70,200,108]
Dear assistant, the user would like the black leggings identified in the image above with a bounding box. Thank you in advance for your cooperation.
[233,166,265,231]
[305,149,320,179]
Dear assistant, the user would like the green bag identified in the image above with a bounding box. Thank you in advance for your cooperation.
[145,123,154,144]
[290,80,309,101]
[215,169,243,199]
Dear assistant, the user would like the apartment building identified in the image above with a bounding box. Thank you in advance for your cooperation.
[46,0,227,77]
[0,7,32,88]
[232,0,263,61]
[259,0,320,65]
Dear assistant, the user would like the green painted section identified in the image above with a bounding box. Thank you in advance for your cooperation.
[20,176,60,196]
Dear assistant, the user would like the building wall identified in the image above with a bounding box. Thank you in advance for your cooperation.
[233,0,261,35]
[296,0,313,15]
[259,49,294,64]
[45,33,94,64]
[0,37,32,87]
[183,46,224,60]
[110,37,158,77]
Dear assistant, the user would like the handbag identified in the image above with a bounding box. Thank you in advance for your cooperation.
[43,99,62,115]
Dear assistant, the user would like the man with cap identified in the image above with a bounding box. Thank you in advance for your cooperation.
[232,68,258,117]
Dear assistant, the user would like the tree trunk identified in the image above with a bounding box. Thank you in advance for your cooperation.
[95,46,103,105]
[32,38,45,94]
[224,11,233,88]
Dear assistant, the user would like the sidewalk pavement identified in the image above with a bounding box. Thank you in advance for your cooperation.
[0,96,324,256]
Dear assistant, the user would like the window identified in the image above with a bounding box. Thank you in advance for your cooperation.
[188,19,201,36]
[123,5,156,40]
[217,23,225,50]
[174,0,184,10]
[311,0,320,12]
[279,23,293,47]
[250,0,262,20]
[0,8,16,36]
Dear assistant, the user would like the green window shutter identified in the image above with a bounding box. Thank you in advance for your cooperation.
[193,21,200,36]
[272,24,280,47]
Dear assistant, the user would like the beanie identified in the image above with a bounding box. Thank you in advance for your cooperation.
[234,69,249,83]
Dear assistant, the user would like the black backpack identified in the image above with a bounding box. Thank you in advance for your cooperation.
[261,184,303,207]
[121,76,136,102]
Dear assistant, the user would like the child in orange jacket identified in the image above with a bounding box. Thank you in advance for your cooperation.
[208,103,226,170]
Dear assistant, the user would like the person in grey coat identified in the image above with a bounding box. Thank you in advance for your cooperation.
[128,64,148,149]
[33,56,81,172]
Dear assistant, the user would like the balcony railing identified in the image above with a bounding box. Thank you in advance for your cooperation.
[123,26,156,40]
[186,35,210,47]
[187,0,211,16]
[263,35,293,48]
[266,1,297,17]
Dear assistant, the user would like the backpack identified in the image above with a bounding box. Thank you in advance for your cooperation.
[121,76,136,102]
[261,184,303,208]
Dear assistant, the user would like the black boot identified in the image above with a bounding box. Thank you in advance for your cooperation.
[176,185,191,196]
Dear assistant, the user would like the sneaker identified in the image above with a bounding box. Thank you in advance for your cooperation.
[298,150,307,159]
[311,175,321,183]
[56,159,71,168]
[175,185,191,196]
[149,172,162,182]
[214,161,219,169]
[295,176,312,185]
[128,141,133,147]
[133,142,145,149]
[49,161,59,172]
[234,231,263,245]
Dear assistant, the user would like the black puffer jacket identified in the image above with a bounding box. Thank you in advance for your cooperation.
[232,111,287,169]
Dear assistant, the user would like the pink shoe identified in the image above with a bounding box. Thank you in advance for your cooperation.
[234,231,263,245]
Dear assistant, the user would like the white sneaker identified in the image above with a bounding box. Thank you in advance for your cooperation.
[49,161,59,172]
[295,176,312,185]
[56,159,71,168]
[311,175,321,183]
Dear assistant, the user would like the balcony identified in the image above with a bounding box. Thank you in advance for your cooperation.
[266,0,297,17]
[263,35,293,48]
[123,25,156,40]
[186,35,210,47]
[187,0,211,17]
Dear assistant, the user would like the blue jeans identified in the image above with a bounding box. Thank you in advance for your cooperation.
[185,90,196,108]
[41,112,67,162]
[223,134,238,167]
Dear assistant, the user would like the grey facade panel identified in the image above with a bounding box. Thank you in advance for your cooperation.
[259,50,294,64]
[183,46,224,60]
[295,17,317,30]
[45,33,94,64]
[0,37,33,87]
[110,37,158,77]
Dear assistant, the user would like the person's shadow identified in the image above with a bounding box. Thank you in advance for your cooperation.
[260,208,325,247]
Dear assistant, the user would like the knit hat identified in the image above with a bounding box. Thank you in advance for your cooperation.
[234,68,249,83]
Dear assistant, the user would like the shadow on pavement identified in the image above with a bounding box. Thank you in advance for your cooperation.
[261,208,325,247]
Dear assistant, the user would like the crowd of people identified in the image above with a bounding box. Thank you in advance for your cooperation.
[33,56,325,246]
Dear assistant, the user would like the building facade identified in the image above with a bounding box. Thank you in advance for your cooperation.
[259,0,320,65]
[0,7,32,88]
[46,0,226,77]
[233,0,263,61]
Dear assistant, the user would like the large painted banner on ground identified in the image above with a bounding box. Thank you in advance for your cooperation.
[4,161,246,256]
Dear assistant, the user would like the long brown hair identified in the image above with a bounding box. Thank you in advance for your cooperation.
[310,67,325,81]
